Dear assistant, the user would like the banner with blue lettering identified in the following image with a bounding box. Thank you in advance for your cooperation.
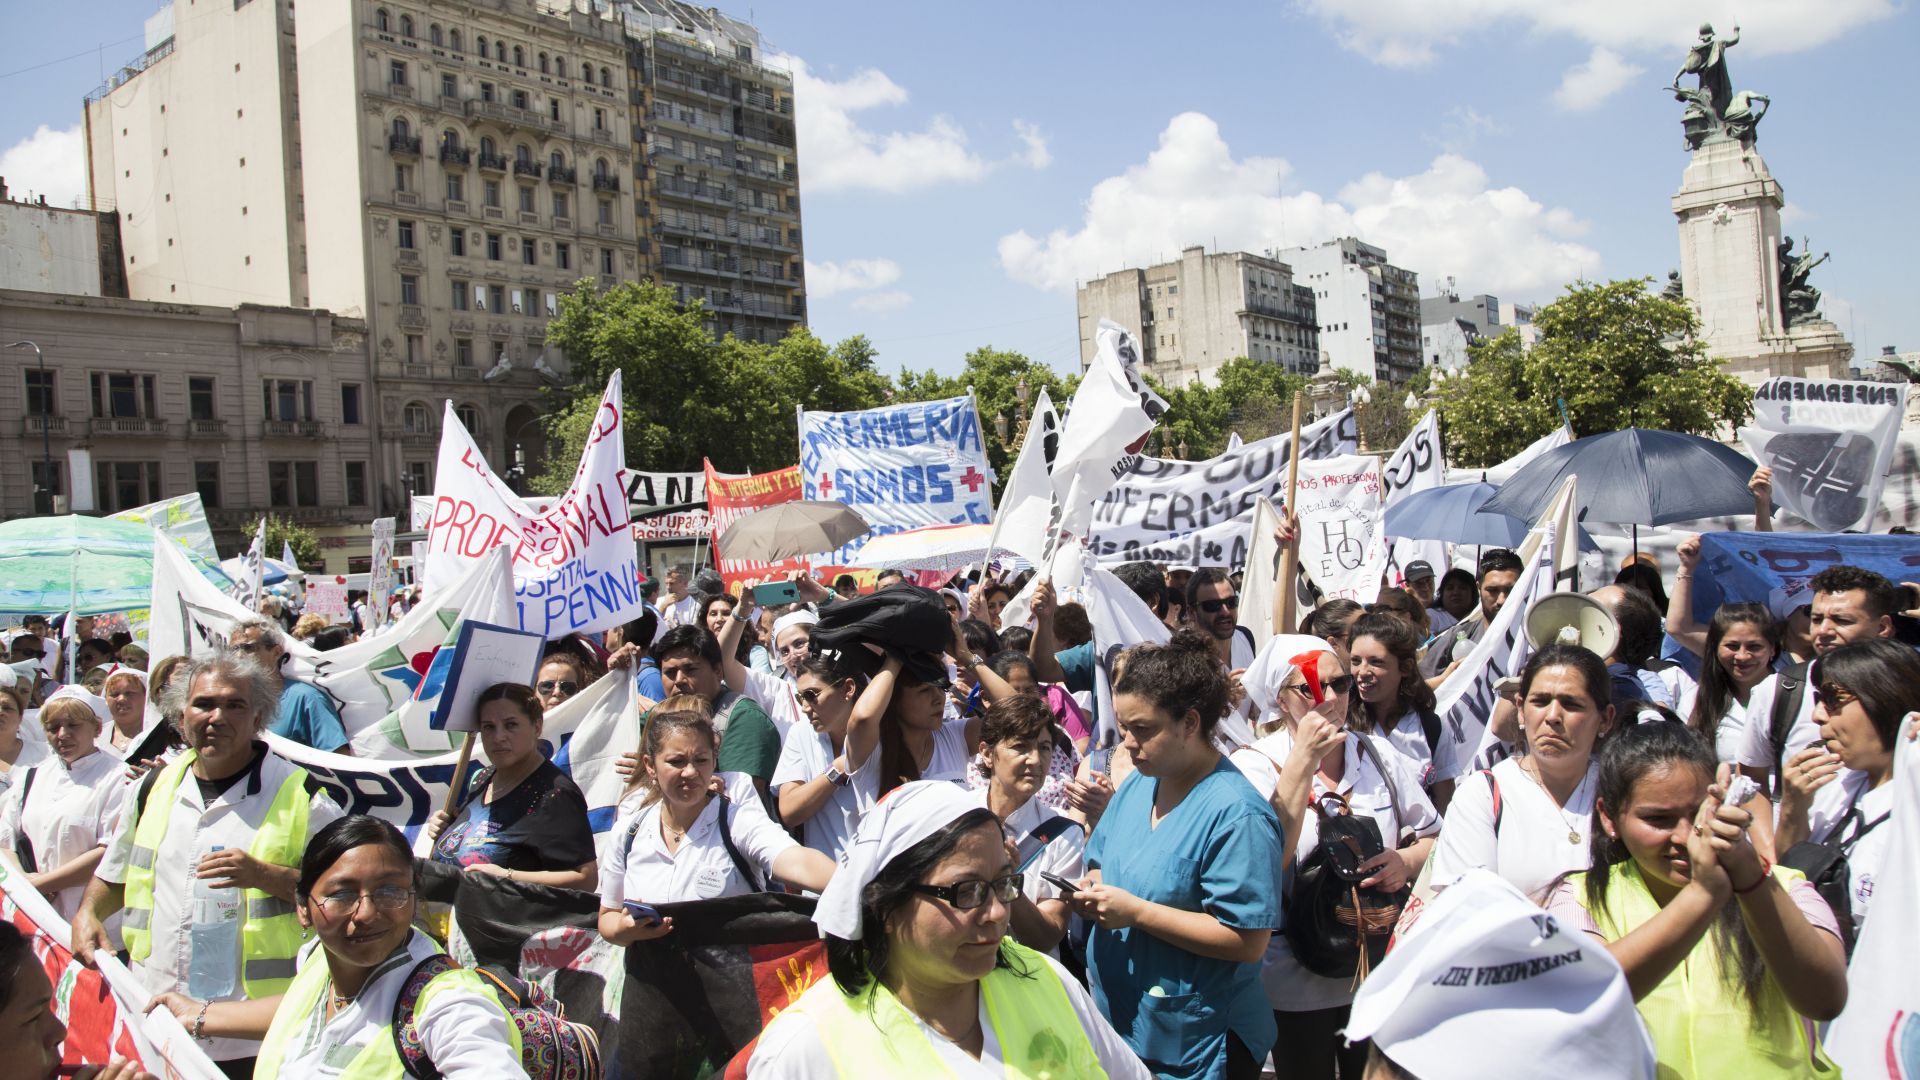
[1690,531,1920,623]
[799,395,995,564]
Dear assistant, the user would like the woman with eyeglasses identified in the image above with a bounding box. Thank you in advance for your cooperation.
[425,682,597,891]
[1230,635,1438,1078]
[740,781,1148,1078]
[1680,602,1780,763]
[1071,629,1285,1080]
[151,815,526,1078]
[1771,638,1917,940]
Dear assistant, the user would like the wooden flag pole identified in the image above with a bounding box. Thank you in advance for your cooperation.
[443,731,477,817]
[1276,392,1305,634]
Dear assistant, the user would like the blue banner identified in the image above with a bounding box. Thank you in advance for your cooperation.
[1692,531,1920,622]
[799,396,995,564]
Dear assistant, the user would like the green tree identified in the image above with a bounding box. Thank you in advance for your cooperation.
[894,346,1077,476]
[1432,278,1753,467]
[1148,357,1311,459]
[264,516,322,570]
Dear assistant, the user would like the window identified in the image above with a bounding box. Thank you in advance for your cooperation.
[194,462,221,509]
[493,41,505,61]
[489,285,506,314]
[480,82,495,103]
[262,379,315,421]
[345,462,368,507]
[600,248,614,275]
[455,403,479,430]
[544,291,558,317]
[512,88,529,111]
[95,462,162,512]
[440,73,455,98]
[376,8,390,32]
[399,274,419,305]
[405,334,423,364]
[582,62,593,83]
[268,461,321,508]
[518,185,534,213]
[188,376,216,420]
[599,66,611,87]
[593,157,609,180]
[455,338,473,367]
[473,283,488,311]
[551,191,568,219]
[483,179,500,208]
[549,97,560,122]
[90,372,156,418]
[450,229,466,257]
[597,199,612,225]
[397,219,415,248]
[486,232,502,260]
[404,461,430,497]
[24,369,55,415]
[512,46,524,67]
[451,279,469,309]
[521,238,536,265]
[403,401,431,433]
[539,53,550,74]
[449,29,462,52]
[394,164,411,192]
[388,60,407,87]
[592,106,606,131]
[430,24,442,46]
[555,241,570,270]
[446,172,464,202]
[476,35,487,56]
[341,384,362,425]
[29,461,62,514]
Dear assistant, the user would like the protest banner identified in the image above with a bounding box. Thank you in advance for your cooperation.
[1086,409,1356,567]
[1687,530,1920,623]
[368,516,396,630]
[1824,722,1920,1076]
[1382,409,1449,584]
[984,387,1061,565]
[633,509,713,541]
[1296,454,1389,603]
[799,395,995,565]
[111,491,220,563]
[304,575,351,622]
[426,620,546,732]
[0,859,223,1080]
[1740,375,1910,532]
[425,372,644,637]
[706,461,811,592]
[627,469,706,510]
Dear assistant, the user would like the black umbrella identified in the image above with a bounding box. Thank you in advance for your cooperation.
[1479,428,1760,528]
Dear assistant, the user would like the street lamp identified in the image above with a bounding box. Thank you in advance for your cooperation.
[6,341,51,514]
[505,415,550,495]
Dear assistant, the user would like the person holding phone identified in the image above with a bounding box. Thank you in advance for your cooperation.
[974,696,1083,955]
[598,709,834,946]
[715,576,827,740]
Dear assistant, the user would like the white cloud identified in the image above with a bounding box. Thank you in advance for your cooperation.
[1296,0,1896,67]
[1431,106,1505,153]
[1012,120,1052,169]
[850,290,913,314]
[997,112,1599,299]
[779,56,984,194]
[1553,47,1643,111]
[806,257,903,298]
[0,124,86,208]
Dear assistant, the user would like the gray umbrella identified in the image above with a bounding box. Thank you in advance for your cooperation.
[1479,428,1760,527]
[718,500,871,562]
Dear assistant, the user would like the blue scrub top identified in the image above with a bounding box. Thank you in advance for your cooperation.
[1085,755,1283,1080]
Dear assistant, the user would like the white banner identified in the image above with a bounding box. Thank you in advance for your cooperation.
[1237,497,1283,653]
[631,509,713,541]
[1296,454,1389,603]
[368,516,396,630]
[1445,423,1572,485]
[799,395,996,564]
[1825,719,1920,1076]
[1088,409,1357,568]
[111,492,220,563]
[1740,376,1909,533]
[424,373,643,637]
[1382,410,1449,585]
[985,387,1061,564]
[626,469,705,509]
[1052,321,1168,546]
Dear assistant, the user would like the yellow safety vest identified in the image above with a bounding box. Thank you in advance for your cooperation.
[254,945,519,1079]
[792,940,1107,1080]
[121,751,314,998]
[1570,862,1839,1079]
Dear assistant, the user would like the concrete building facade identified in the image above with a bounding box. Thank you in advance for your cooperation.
[0,180,125,298]
[1075,246,1318,387]
[1282,237,1421,384]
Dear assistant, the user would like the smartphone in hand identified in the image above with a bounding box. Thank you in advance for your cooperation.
[753,581,801,607]
[623,900,662,925]
[1038,871,1081,898]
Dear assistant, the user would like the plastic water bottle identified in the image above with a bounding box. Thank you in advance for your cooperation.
[186,845,241,999]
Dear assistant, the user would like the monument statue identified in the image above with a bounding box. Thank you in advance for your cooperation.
[1671,23,1768,149]
[1674,23,1739,118]
[1660,270,1685,302]
[1778,236,1831,327]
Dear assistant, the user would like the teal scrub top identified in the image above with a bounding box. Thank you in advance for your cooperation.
[1084,755,1283,1080]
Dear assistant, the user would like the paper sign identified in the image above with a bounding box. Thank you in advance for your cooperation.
[305,576,351,621]
[427,619,546,732]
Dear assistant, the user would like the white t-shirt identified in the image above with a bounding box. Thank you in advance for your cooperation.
[1804,769,1894,936]
[740,665,802,739]
[1674,686,1750,765]
[599,772,798,907]
[770,723,862,862]
[1231,728,1440,1011]
[1734,670,1820,773]
[0,749,128,918]
[1378,707,1436,785]
[275,931,520,1078]
[1427,757,1600,902]
[660,593,700,629]
[742,951,1151,1080]
[850,714,973,813]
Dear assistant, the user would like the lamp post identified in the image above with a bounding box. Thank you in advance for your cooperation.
[6,341,50,514]
[504,415,550,495]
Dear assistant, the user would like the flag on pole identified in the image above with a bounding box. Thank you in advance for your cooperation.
[236,518,267,611]
[1047,320,1167,550]
[281,540,298,572]
[984,387,1060,564]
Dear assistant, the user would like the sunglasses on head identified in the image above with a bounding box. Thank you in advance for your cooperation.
[1197,596,1240,614]
[537,679,579,696]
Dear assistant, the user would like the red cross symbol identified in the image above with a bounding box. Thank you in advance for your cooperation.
[817,474,833,498]
[959,467,985,493]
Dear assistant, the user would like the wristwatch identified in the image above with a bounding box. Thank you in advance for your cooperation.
[824,763,850,787]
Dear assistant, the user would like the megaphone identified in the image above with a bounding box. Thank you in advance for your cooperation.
[1524,591,1619,659]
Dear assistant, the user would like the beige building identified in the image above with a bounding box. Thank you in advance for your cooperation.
[0,287,375,565]
[0,179,125,298]
[1075,246,1318,387]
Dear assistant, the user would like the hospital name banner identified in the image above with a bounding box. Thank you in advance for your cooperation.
[1295,454,1389,604]
[424,372,644,637]
[1087,409,1356,567]
[800,395,995,565]
[1740,376,1909,532]
[706,461,812,592]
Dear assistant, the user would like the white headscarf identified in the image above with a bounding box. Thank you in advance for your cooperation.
[1241,634,1337,726]
[771,609,819,645]
[939,588,969,620]
[42,685,111,727]
[813,780,984,940]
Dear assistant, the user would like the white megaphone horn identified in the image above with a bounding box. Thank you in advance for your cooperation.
[1523,591,1619,659]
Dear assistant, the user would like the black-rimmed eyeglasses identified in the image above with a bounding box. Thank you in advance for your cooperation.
[911,873,1023,910]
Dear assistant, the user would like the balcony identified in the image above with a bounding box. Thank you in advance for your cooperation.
[477,150,508,172]
[382,81,414,101]
[592,174,620,192]
[388,132,422,155]
[186,418,225,438]
[90,417,168,437]
[262,419,325,438]
[587,127,617,145]
[548,164,577,184]
[400,431,437,448]
[439,144,472,166]
[397,306,428,329]
[465,98,543,131]
[20,415,66,437]
[512,159,542,179]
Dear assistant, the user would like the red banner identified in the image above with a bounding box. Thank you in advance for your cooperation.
[703,462,882,594]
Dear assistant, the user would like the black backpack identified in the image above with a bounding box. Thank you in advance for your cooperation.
[1767,660,1813,789]
[1779,801,1888,957]
[1282,738,1410,983]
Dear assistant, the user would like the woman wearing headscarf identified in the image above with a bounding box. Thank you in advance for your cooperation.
[738,781,1147,1078]
[99,666,149,758]
[0,688,130,919]
[715,581,822,739]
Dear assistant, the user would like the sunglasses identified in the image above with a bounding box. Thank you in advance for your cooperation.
[537,679,580,696]
[1197,596,1240,614]
[1284,675,1355,698]
[1812,684,1857,709]
[911,873,1024,911]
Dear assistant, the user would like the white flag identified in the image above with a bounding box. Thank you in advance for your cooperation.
[1448,423,1571,485]
[1076,546,1171,748]
[1739,376,1909,532]
[1237,497,1284,652]
[239,518,267,611]
[1382,410,1448,584]
[985,387,1060,564]
[1050,320,1167,546]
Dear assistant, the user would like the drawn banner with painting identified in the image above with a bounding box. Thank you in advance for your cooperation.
[1739,376,1909,532]
[799,395,995,565]
[424,372,644,637]
[1296,454,1389,604]
[1086,409,1356,567]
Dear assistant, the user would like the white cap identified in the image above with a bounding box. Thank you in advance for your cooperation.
[814,780,984,940]
[1768,582,1814,622]
[42,684,111,727]
[940,588,969,619]
[1345,869,1656,1080]
[771,609,818,645]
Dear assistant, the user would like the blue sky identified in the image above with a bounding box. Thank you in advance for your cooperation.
[4,1,1914,379]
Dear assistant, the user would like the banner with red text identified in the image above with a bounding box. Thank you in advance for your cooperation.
[705,462,810,592]
[424,373,644,637]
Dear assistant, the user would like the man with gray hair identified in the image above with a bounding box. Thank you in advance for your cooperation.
[227,617,349,754]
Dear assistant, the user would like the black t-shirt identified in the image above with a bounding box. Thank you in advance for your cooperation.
[429,759,595,873]
[194,744,267,804]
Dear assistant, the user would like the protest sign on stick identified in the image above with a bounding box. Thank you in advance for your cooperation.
[1740,376,1909,532]
[368,516,396,630]
[799,395,996,566]
[1279,392,1304,629]
[1295,454,1389,605]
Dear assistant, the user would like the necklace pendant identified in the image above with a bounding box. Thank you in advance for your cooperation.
[1568,829,1581,845]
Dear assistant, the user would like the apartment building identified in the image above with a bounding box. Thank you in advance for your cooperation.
[1281,237,1422,384]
